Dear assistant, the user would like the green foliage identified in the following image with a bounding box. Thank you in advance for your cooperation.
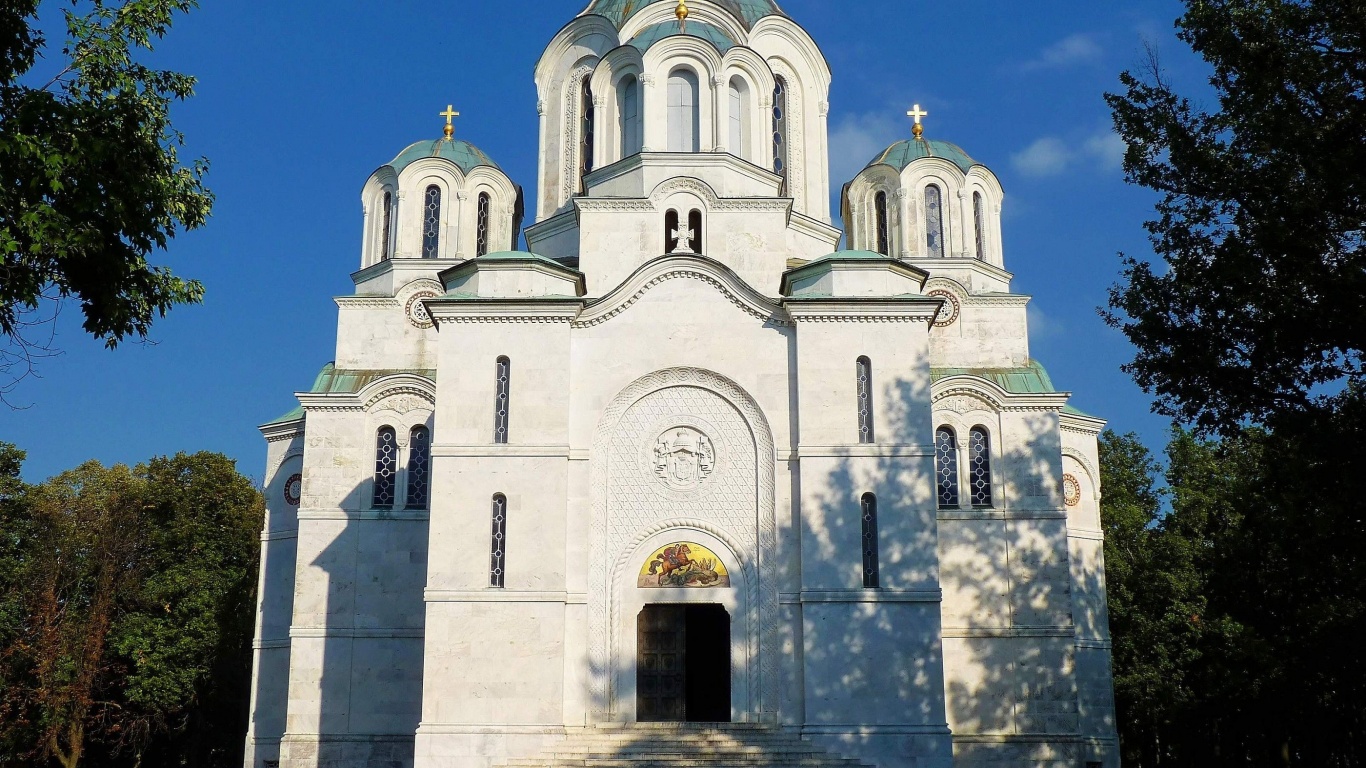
[0,0,212,390]
[0,451,262,768]
[1104,0,1366,434]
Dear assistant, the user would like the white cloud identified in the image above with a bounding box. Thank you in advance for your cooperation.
[828,111,902,193]
[1012,137,1073,177]
[1022,33,1105,71]
[1011,131,1128,178]
[1028,303,1066,341]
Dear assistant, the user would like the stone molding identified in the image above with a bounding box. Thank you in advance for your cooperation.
[424,300,582,325]
[431,444,572,458]
[937,509,1068,522]
[932,377,1071,414]
[424,590,569,603]
[289,627,425,639]
[941,626,1075,639]
[784,300,941,324]
[296,508,430,522]
[779,589,942,604]
[1062,447,1102,500]
[794,443,934,458]
[575,254,791,328]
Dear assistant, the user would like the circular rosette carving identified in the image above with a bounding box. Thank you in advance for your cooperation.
[929,289,961,328]
[651,426,717,491]
[283,473,303,507]
[405,291,438,329]
[1063,473,1082,507]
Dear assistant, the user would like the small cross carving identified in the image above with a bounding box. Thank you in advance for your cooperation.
[671,226,695,254]
[907,104,928,138]
[440,104,460,139]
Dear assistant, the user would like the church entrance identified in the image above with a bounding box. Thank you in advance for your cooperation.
[636,604,731,723]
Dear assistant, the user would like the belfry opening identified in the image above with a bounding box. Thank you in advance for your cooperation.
[636,604,732,723]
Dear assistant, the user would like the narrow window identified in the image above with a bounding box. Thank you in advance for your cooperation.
[580,80,595,191]
[422,185,442,259]
[405,425,431,510]
[494,356,511,444]
[935,427,960,509]
[688,209,703,253]
[665,209,680,253]
[619,75,642,157]
[861,493,879,588]
[667,69,700,152]
[490,494,508,588]
[969,427,993,507]
[728,77,748,159]
[373,427,398,509]
[772,76,789,194]
[973,191,987,261]
[925,184,945,258]
[875,191,890,255]
[380,191,393,261]
[476,192,491,257]
[856,356,874,444]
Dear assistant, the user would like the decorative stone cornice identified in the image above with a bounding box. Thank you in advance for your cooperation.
[783,297,941,324]
[1061,411,1107,436]
[260,421,304,442]
[425,298,583,325]
[575,254,791,328]
[932,376,1072,413]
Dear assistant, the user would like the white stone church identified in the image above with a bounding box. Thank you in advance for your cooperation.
[245,2,1119,767]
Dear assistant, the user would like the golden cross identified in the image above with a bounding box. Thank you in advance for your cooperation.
[440,105,460,139]
[907,104,929,139]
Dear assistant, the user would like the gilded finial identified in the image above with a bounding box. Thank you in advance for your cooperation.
[907,104,928,140]
[676,0,688,32]
[440,104,460,140]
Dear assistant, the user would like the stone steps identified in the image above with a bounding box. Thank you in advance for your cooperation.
[495,725,872,768]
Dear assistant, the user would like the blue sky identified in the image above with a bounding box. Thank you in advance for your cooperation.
[2,0,1204,482]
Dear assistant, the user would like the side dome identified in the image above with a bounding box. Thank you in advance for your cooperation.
[579,0,786,30]
[867,138,978,174]
[387,138,502,175]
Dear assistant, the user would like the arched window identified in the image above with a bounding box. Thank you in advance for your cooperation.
[772,76,789,194]
[380,191,393,262]
[935,427,960,509]
[925,184,945,258]
[856,356,874,444]
[422,185,442,259]
[973,191,987,261]
[490,494,508,588]
[476,192,491,257]
[874,191,890,255]
[861,493,879,588]
[667,69,700,152]
[494,356,511,444]
[688,209,703,254]
[665,209,680,253]
[580,80,595,191]
[373,427,398,509]
[728,77,749,159]
[618,75,642,157]
[404,425,431,510]
[969,427,993,507]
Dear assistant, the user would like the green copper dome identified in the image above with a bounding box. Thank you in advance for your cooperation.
[628,20,737,54]
[581,0,786,31]
[387,138,502,175]
[867,138,979,174]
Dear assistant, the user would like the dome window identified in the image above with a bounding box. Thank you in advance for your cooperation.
[618,75,642,157]
[728,77,750,160]
[874,191,890,256]
[422,185,442,259]
[667,69,700,152]
[476,193,491,257]
[380,190,394,262]
[973,191,987,261]
[580,80,596,192]
[772,76,788,193]
[925,184,945,258]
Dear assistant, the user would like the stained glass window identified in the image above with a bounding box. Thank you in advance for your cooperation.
[476,192,491,257]
[490,494,508,588]
[974,191,987,261]
[422,185,442,259]
[405,425,430,510]
[373,427,397,509]
[580,80,595,191]
[728,77,748,159]
[619,75,641,157]
[380,191,393,261]
[856,356,874,444]
[494,356,511,444]
[925,184,945,258]
[861,493,879,588]
[936,427,960,509]
[875,191,890,255]
[969,427,993,507]
[772,76,788,194]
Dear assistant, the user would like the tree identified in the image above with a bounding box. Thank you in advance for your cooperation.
[1104,0,1366,434]
[0,0,213,402]
[0,453,261,768]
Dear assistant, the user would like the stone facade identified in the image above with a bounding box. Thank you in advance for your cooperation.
[244,3,1119,767]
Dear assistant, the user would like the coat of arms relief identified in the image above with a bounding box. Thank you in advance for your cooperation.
[652,427,716,490]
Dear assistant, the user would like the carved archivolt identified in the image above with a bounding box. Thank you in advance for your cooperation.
[589,368,778,721]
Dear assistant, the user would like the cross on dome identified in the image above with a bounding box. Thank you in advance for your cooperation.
[907,104,929,140]
[440,105,460,139]
[676,0,688,33]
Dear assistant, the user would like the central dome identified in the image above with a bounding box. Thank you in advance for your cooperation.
[580,0,786,30]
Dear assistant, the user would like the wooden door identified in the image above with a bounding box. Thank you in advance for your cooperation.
[637,605,687,722]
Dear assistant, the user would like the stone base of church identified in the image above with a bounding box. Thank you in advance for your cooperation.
[412,725,567,768]
[951,735,1119,768]
[802,726,954,768]
[277,734,415,768]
